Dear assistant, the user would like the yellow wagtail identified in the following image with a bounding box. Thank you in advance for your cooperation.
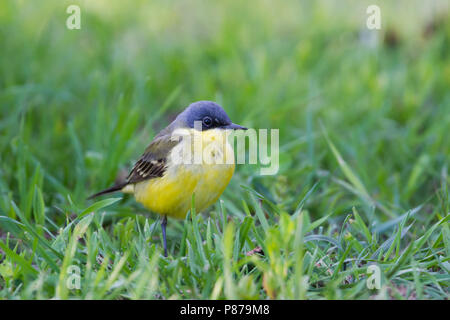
[88,101,247,256]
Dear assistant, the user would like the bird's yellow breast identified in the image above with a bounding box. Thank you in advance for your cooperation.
[134,129,235,219]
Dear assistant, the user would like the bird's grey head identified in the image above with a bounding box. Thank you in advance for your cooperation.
[177,101,247,131]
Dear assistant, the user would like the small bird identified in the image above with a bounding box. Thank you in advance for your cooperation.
[88,101,247,256]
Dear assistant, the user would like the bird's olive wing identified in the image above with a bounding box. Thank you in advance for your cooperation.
[126,134,180,184]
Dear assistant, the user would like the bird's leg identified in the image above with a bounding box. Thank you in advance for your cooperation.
[161,215,168,257]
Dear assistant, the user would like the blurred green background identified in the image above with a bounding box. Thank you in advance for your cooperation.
[0,0,448,299]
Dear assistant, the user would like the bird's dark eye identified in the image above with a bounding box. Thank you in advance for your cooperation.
[202,116,212,127]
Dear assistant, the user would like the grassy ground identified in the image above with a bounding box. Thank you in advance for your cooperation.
[0,0,449,299]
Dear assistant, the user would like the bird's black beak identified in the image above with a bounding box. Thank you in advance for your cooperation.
[224,123,248,130]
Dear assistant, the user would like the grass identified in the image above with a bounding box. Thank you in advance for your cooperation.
[0,0,449,299]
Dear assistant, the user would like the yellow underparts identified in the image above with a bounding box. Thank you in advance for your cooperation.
[132,129,235,219]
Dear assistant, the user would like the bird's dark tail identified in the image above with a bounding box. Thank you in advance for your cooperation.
[87,182,128,200]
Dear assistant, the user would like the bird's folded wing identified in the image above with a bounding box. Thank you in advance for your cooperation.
[126,134,180,184]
